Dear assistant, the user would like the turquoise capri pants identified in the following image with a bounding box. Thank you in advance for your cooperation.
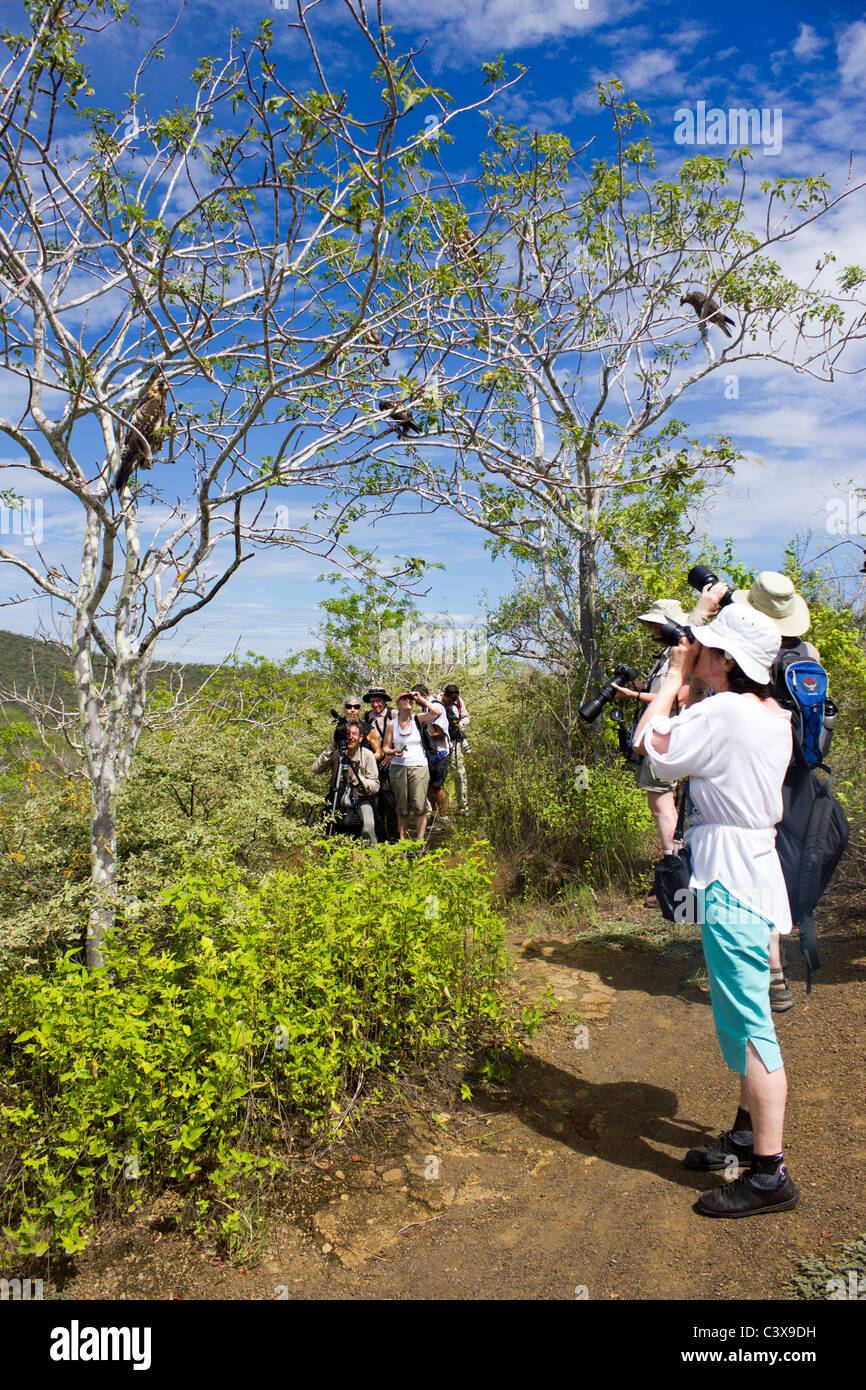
[698,880,784,1077]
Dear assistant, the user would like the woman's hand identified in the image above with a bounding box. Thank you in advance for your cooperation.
[611,682,640,700]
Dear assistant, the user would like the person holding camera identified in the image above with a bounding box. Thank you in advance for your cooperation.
[382,690,443,840]
[312,719,380,844]
[632,605,798,1218]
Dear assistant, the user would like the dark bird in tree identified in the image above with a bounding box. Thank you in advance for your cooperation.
[115,376,169,494]
[681,291,735,338]
[378,398,423,437]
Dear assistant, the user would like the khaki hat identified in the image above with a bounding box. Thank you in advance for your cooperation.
[733,571,810,637]
[637,598,688,626]
[694,604,781,684]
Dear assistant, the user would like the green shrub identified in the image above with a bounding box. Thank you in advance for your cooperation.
[0,840,521,1260]
[469,676,655,892]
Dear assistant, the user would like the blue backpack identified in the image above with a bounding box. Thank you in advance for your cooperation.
[772,643,846,988]
[774,647,836,768]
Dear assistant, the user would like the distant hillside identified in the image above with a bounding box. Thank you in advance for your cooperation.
[0,629,215,718]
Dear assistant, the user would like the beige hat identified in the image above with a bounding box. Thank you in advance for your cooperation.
[693,604,781,684]
[637,598,688,626]
[732,571,810,637]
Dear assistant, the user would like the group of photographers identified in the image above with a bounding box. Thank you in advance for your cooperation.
[311,682,470,844]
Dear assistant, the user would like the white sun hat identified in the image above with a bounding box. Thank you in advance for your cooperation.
[733,571,810,638]
[693,604,782,684]
[636,598,688,626]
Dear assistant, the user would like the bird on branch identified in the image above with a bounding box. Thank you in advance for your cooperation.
[449,226,483,270]
[680,291,735,339]
[114,376,169,494]
[359,330,390,366]
[378,398,423,438]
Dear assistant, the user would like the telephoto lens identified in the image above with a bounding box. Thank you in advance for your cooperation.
[687,564,733,608]
[577,663,638,722]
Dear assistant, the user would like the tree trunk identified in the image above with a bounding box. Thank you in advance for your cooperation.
[86,775,117,970]
[577,528,601,683]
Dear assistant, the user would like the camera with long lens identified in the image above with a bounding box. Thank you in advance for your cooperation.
[578,663,639,723]
[687,564,733,608]
[330,709,350,754]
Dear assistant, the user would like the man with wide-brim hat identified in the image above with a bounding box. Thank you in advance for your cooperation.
[733,572,815,649]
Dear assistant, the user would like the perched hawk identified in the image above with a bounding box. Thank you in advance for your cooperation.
[115,377,168,494]
[681,291,735,339]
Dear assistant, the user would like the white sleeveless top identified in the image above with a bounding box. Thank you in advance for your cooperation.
[389,715,427,767]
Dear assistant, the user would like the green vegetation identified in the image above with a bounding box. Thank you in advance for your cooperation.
[0,842,525,1257]
[0,541,863,1267]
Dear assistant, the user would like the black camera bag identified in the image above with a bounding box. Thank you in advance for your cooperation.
[653,784,694,923]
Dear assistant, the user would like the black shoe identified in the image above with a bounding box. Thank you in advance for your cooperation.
[769,976,794,1013]
[684,1130,753,1171]
[695,1170,799,1218]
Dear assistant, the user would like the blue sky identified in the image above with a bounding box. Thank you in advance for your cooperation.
[2,0,865,663]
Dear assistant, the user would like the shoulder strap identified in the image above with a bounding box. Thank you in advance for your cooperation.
[674,779,689,841]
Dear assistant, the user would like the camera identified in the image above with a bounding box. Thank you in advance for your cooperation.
[330,709,350,751]
[655,619,694,647]
[578,663,639,723]
[687,564,733,608]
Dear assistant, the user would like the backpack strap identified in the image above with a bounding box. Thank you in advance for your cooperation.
[797,912,820,994]
[414,714,434,756]
[674,779,689,842]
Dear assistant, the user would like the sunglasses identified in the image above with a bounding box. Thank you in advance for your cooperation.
[344,703,361,709]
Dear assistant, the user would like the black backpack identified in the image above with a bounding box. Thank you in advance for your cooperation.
[444,701,464,743]
[775,740,849,991]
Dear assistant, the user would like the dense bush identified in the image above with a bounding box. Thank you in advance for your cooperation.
[0,840,525,1259]
[467,672,655,893]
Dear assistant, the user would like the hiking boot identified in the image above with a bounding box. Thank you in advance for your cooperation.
[695,1170,799,1218]
[769,976,794,1013]
[684,1130,753,1171]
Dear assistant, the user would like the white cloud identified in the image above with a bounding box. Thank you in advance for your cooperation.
[792,23,827,61]
[382,0,642,61]
[603,47,678,93]
[838,19,866,89]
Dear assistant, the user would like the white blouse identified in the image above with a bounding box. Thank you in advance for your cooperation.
[389,715,427,768]
[638,692,794,932]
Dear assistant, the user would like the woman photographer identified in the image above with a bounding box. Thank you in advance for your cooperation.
[632,605,798,1218]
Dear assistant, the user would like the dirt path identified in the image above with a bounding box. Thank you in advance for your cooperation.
[65,905,865,1302]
